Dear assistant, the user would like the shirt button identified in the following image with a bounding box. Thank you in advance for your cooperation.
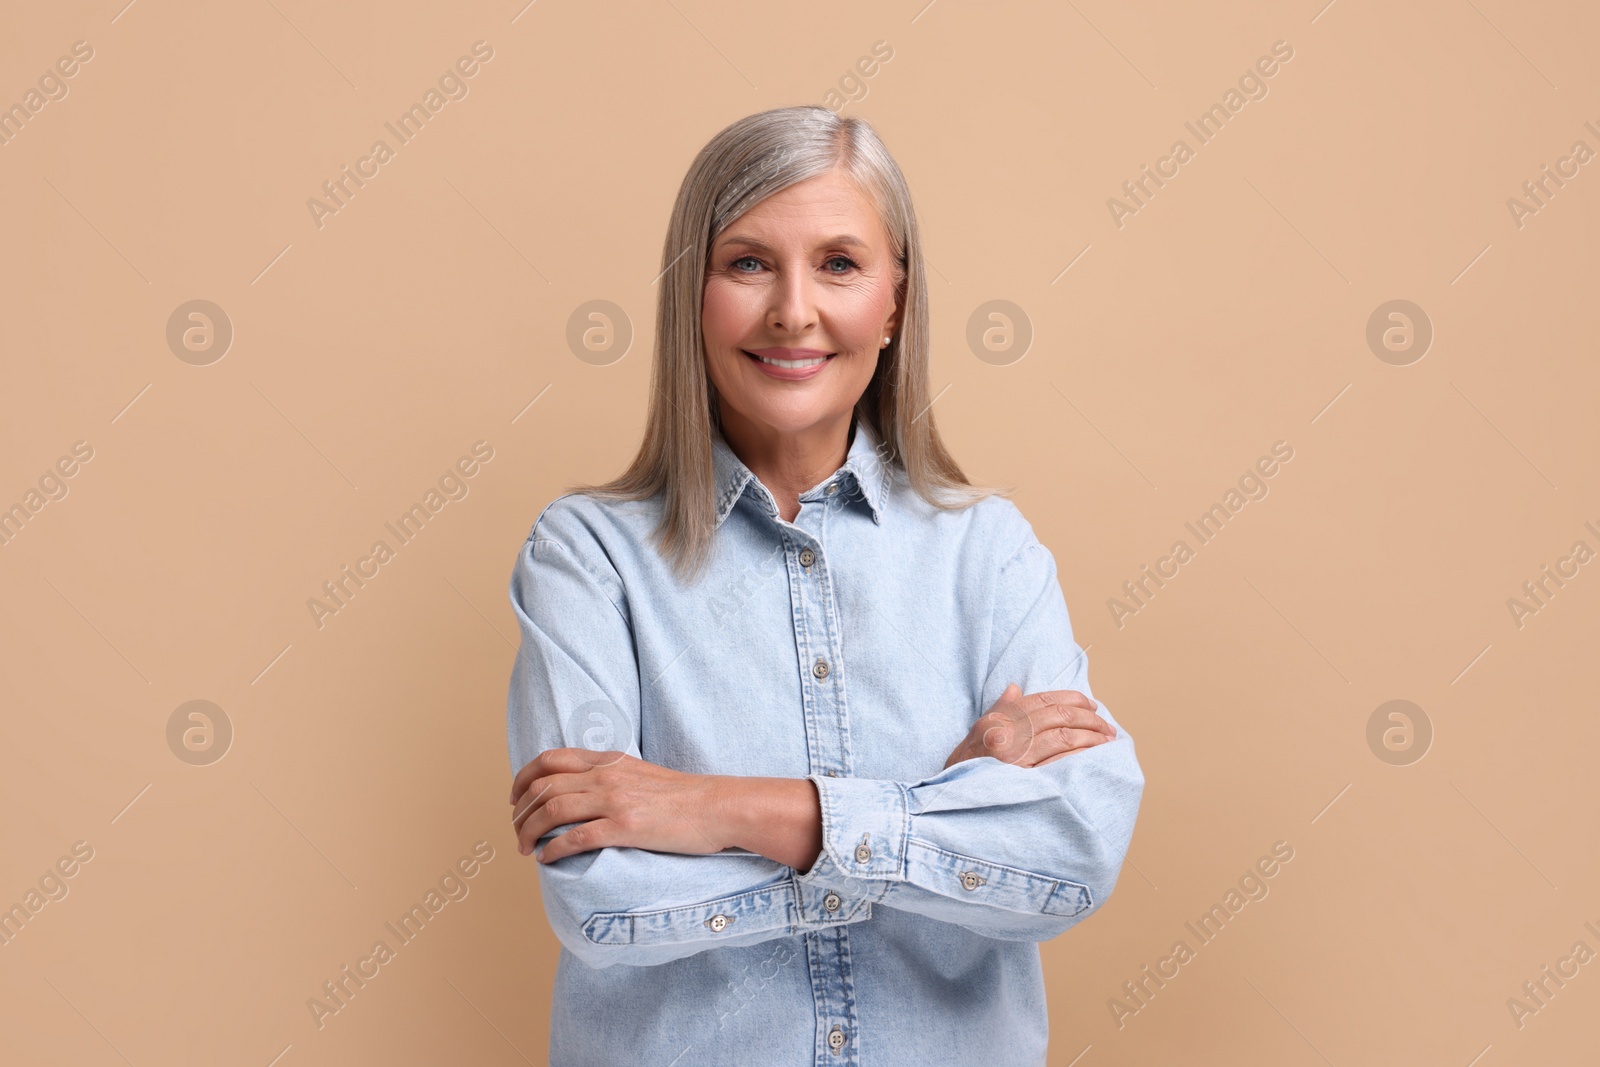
[828,1026,847,1052]
[855,836,872,864]
[825,482,839,496]
[825,770,839,777]
[705,913,733,932]
[812,659,830,680]
[799,547,815,567]
[823,892,842,913]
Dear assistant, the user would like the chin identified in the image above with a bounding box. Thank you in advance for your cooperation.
[721,393,837,427]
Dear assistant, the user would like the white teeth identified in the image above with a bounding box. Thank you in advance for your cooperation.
[748,352,830,368]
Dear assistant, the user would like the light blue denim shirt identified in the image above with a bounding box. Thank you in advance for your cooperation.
[506,415,1144,1067]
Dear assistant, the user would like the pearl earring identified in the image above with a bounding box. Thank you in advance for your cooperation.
[883,337,892,346]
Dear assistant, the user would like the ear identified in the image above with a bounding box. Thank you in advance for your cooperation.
[884,294,903,340]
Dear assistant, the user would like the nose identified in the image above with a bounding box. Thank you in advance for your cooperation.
[765,261,817,336]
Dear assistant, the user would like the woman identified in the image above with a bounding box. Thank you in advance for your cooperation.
[507,105,1144,1067]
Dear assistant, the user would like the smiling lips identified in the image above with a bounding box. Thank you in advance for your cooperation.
[743,347,835,380]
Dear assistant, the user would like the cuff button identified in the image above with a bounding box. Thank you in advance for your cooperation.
[705,913,734,932]
[959,870,987,891]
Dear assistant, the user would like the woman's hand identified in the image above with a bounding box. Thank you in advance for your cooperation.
[510,748,731,864]
[943,683,1116,770]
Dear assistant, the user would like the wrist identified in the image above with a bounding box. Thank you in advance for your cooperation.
[693,773,743,852]
[713,775,822,871]
[711,774,783,853]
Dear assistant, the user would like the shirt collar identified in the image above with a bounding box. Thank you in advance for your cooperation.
[712,416,891,528]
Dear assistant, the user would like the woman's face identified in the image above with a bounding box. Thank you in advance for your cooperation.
[702,167,902,440]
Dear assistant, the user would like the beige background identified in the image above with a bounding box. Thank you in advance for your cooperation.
[2,0,1597,1063]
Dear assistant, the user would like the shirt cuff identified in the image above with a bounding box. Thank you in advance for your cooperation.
[793,774,910,905]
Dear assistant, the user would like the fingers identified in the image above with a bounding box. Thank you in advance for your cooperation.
[1006,728,1112,768]
[535,817,620,864]
[1021,726,1114,766]
[509,749,574,805]
[510,771,560,837]
[994,688,1117,766]
[509,747,627,805]
[515,780,608,856]
[1018,691,1115,740]
[510,769,585,837]
[1014,688,1099,715]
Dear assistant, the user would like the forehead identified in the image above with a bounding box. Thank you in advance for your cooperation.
[714,170,888,247]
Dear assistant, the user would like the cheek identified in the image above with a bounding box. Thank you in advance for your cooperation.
[700,284,750,394]
[828,284,895,348]
[701,282,756,345]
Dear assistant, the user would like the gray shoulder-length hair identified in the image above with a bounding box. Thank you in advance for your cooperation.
[566,104,1011,584]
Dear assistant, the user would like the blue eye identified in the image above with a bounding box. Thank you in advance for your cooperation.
[724,254,859,273]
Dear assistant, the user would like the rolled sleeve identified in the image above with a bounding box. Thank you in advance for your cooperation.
[793,523,1144,943]
[793,774,907,901]
[507,511,875,969]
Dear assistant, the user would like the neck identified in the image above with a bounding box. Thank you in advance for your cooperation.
[718,409,855,523]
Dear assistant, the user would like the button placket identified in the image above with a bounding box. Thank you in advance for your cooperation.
[791,497,858,1064]
[804,925,860,1065]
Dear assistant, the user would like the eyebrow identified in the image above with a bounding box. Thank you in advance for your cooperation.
[714,234,869,253]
